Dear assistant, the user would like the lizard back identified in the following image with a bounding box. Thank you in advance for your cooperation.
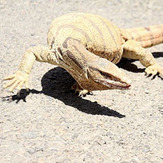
[47,13,124,64]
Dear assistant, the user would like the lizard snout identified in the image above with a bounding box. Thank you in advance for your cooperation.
[96,70,131,89]
[88,58,131,90]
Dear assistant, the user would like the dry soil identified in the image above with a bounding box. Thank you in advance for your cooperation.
[0,0,163,163]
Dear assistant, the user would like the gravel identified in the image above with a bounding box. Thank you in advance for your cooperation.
[0,0,163,162]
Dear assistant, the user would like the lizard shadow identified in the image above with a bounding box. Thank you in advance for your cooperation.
[2,67,125,118]
[38,67,125,118]
[117,58,144,73]
[152,51,163,58]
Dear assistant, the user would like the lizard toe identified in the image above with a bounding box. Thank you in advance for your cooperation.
[145,64,161,76]
[3,74,15,81]
[9,80,20,92]
[78,89,89,97]
[3,70,29,92]
[3,79,17,89]
[158,67,163,77]
[16,81,24,90]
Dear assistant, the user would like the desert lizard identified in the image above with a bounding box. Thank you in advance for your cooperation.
[3,13,163,95]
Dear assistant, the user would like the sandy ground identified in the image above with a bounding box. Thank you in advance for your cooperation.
[0,0,163,162]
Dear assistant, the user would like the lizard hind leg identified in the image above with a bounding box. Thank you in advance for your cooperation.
[122,40,163,77]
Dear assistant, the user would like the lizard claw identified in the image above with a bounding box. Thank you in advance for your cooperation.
[2,89,30,103]
[3,70,29,92]
[145,64,163,77]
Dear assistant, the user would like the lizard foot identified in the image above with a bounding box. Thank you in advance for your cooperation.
[145,64,163,77]
[78,90,93,97]
[71,82,92,97]
[3,70,29,92]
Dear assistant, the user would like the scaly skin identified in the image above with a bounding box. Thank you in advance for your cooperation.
[3,13,163,95]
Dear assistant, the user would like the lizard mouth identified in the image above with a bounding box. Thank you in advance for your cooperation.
[95,71,131,89]
[95,79,131,89]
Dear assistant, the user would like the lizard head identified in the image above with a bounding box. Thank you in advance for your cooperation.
[59,39,131,91]
[86,57,131,90]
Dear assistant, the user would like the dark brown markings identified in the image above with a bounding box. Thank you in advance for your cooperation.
[66,50,83,69]
[51,23,91,50]
[128,32,135,40]
[62,37,71,48]
[50,39,55,49]
[99,17,123,62]
[79,15,106,51]
[98,17,118,50]
[153,25,163,44]
[144,27,154,46]
[72,44,87,65]
[64,38,87,69]
[97,17,122,63]
[55,24,91,42]
[144,27,150,31]
[155,25,163,43]
[57,47,63,56]
[62,37,80,48]
[133,28,142,42]
[125,29,136,41]
[110,56,116,62]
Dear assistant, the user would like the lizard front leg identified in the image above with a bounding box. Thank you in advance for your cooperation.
[122,40,163,76]
[3,45,55,92]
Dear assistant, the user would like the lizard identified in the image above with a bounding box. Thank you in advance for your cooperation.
[2,12,163,96]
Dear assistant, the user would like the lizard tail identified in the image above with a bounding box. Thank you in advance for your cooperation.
[122,24,163,48]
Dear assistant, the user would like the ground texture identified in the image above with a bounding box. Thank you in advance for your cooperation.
[0,0,163,162]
